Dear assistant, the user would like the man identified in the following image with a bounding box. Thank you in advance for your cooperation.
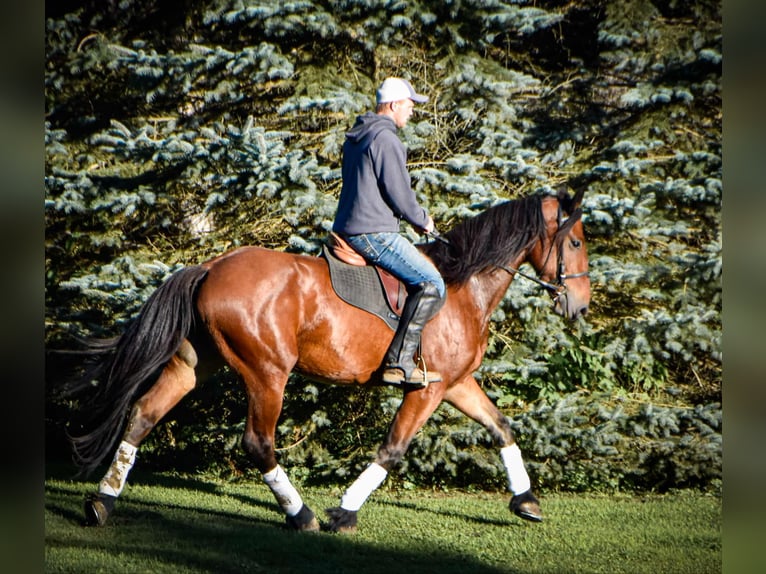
[333,77,446,388]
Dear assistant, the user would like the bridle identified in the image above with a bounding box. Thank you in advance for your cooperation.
[496,203,589,301]
[428,200,589,301]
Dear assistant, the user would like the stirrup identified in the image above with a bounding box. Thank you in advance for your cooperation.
[407,367,442,386]
[409,355,442,385]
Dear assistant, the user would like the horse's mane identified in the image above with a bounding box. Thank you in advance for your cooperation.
[421,194,548,286]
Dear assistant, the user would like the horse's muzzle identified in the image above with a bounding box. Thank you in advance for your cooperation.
[554,292,589,320]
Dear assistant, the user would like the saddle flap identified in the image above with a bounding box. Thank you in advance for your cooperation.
[376,268,406,315]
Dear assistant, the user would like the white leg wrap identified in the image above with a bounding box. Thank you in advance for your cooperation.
[262,465,304,517]
[501,444,531,495]
[340,462,388,511]
[98,440,138,497]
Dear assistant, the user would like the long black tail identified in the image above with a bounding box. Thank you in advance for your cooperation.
[65,265,209,477]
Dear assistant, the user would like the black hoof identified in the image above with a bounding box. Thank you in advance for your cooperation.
[510,490,543,523]
[84,493,117,527]
[325,507,358,534]
[285,504,320,532]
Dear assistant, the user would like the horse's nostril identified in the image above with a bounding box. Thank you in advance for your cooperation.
[579,306,589,317]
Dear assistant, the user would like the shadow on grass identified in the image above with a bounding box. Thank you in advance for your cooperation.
[376,497,517,528]
[45,467,522,574]
[46,463,282,526]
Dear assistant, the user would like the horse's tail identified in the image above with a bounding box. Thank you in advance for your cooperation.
[65,265,209,477]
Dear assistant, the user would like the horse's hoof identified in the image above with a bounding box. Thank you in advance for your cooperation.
[285,504,320,532]
[510,490,543,523]
[325,507,358,534]
[84,493,116,527]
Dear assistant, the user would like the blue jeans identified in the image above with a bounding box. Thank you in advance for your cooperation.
[344,232,446,298]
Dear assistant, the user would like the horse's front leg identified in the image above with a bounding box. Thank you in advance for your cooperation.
[444,375,543,523]
[327,385,446,533]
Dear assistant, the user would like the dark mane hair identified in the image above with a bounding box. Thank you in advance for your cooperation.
[421,194,548,286]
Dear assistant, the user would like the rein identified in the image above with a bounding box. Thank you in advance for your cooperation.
[427,202,589,298]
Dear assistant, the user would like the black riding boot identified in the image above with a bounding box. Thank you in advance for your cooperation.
[382,282,445,388]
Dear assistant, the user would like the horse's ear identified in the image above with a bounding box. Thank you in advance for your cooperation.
[557,185,585,214]
[571,187,585,210]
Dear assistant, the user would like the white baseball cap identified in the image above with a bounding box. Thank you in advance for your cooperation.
[376,77,429,104]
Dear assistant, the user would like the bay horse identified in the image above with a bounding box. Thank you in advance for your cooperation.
[66,188,590,533]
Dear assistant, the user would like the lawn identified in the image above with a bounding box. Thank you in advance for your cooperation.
[45,469,720,574]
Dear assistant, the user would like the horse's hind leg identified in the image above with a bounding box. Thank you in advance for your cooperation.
[238,376,319,532]
[444,375,542,522]
[84,340,198,526]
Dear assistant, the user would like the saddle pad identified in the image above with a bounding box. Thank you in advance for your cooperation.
[322,245,400,330]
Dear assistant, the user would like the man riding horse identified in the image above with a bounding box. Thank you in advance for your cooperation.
[332,77,445,388]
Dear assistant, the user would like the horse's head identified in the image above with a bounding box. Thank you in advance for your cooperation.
[528,188,591,320]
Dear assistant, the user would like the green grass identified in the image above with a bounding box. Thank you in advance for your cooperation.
[45,469,720,574]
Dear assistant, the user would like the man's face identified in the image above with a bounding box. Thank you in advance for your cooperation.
[391,99,415,128]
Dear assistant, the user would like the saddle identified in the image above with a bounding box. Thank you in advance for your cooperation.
[322,232,407,330]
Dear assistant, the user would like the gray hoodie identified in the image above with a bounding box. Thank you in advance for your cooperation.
[332,112,429,235]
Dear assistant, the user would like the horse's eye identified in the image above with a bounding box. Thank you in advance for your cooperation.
[571,239,582,249]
